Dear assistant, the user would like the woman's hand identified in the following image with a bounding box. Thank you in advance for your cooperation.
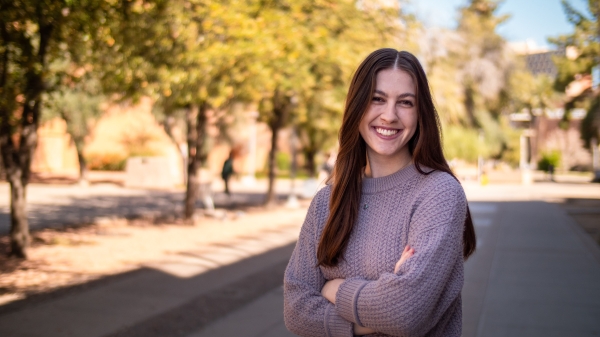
[322,280,376,335]
[320,248,412,336]
[394,245,415,273]
[354,323,376,335]
[321,278,344,304]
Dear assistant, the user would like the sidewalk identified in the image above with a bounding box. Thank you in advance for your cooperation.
[181,196,600,337]
[186,287,293,337]
[0,183,599,336]
[185,182,600,336]
[462,200,600,336]
[0,221,300,337]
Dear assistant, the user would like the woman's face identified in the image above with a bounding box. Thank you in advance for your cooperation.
[358,68,418,167]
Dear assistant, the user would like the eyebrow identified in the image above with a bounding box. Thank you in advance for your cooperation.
[374,90,416,99]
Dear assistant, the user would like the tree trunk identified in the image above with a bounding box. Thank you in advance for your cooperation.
[266,94,289,205]
[0,122,29,258]
[266,120,279,205]
[76,144,88,185]
[0,1,52,257]
[184,103,207,220]
[184,105,198,219]
[0,24,29,258]
[8,98,42,258]
[8,173,29,258]
[304,149,317,178]
[0,98,41,258]
[464,85,477,127]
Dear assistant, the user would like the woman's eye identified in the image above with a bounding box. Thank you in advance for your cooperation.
[398,100,414,107]
[372,97,384,102]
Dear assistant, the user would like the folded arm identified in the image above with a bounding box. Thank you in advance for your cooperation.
[334,183,467,336]
[283,191,355,337]
[321,245,417,335]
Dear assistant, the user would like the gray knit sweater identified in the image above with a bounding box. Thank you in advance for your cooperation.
[283,163,467,337]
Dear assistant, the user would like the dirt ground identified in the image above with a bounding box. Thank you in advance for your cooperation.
[0,204,309,306]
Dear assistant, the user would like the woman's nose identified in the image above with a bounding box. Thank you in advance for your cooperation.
[380,104,398,123]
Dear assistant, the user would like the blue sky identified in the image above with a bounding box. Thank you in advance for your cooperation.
[405,0,590,48]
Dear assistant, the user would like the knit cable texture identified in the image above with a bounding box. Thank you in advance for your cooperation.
[283,163,467,337]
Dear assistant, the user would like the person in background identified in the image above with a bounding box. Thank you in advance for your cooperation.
[548,163,555,182]
[221,151,234,195]
[320,152,335,181]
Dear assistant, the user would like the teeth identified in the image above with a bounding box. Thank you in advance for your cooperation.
[375,128,398,136]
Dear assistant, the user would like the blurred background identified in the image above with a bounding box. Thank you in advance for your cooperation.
[0,0,599,336]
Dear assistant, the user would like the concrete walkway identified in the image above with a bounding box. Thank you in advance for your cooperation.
[0,220,300,337]
[180,198,600,337]
[186,287,293,337]
[0,183,599,336]
[463,201,600,336]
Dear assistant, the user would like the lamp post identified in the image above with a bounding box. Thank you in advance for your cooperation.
[520,129,535,185]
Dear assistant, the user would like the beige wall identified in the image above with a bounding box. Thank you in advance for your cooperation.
[32,118,79,175]
[33,97,183,179]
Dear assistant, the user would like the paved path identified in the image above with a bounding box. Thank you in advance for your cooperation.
[0,221,300,337]
[0,183,599,336]
[180,198,600,337]
[186,287,293,337]
[463,201,600,336]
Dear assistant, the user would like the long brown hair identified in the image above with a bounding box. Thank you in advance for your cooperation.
[317,49,476,267]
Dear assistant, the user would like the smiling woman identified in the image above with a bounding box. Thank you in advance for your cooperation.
[283,49,476,337]
[358,68,418,178]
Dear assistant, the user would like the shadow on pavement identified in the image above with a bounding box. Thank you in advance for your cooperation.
[557,197,600,246]
[0,191,291,235]
[0,242,295,337]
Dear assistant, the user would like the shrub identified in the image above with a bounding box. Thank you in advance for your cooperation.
[86,153,128,171]
[443,125,483,163]
[537,150,561,172]
[276,152,291,172]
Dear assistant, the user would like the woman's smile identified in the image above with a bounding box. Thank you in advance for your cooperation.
[373,126,401,138]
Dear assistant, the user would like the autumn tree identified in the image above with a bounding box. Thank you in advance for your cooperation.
[550,0,600,147]
[297,1,408,177]
[93,0,264,218]
[456,0,513,126]
[0,0,111,258]
[253,0,402,203]
[45,69,105,184]
[420,0,517,162]
[507,68,562,115]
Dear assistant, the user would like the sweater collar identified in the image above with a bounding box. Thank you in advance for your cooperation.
[362,162,418,194]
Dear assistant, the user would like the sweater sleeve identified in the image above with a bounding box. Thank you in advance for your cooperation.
[283,189,354,337]
[335,176,467,337]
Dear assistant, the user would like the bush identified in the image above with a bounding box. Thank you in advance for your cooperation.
[443,125,483,163]
[537,150,561,172]
[86,153,128,171]
[276,152,291,172]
